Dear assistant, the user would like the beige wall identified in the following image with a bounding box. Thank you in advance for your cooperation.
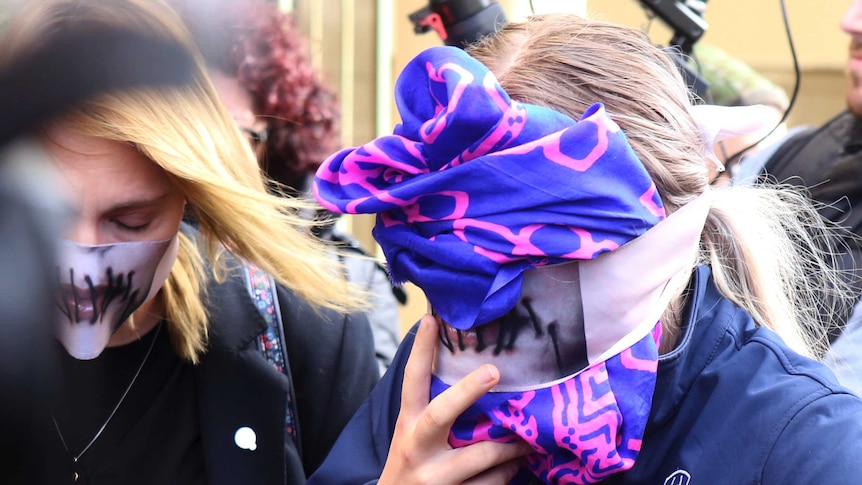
[587,0,852,127]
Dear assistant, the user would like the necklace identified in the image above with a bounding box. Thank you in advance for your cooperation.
[53,322,162,482]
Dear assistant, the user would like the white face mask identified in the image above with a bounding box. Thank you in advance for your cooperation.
[54,235,179,360]
[434,192,711,391]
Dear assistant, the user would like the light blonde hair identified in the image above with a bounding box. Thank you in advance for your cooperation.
[1,0,364,362]
[468,14,853,358]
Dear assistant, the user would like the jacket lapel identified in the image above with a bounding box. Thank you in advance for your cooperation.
[194,263,296,485]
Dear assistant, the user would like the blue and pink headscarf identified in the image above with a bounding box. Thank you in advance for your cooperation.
[314,45,709,484]
[315,47,666,332]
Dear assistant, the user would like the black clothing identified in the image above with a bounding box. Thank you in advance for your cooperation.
[35,246,378,485]
[195,256,379,484]
[764,110,862,237]
[49,323,204,485]
[762,110,862,339]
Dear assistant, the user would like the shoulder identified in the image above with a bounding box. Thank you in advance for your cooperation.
[696,271,862,471]
[701,291,851,411]
[641,272,862,482]
[274,282,378,391]
[822,298,862,395]
[778,110,855,150]
[762,110,857,183]
[275,280,379,472]
[306,327,418,485]
[761,388,862,482]
[275,282,371,347]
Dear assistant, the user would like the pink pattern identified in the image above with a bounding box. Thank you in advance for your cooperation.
[619,346,659,373]
[438,324,661,484]
[489,392,549,453]
[314,46,666,332]
[422,61,475,144]
[561,228,620,259]
[453,220,545,263]
[483,71,510,113]
[504,110,615,172]
[639,185,664,218]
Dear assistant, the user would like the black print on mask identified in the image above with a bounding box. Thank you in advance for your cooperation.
[437,296,589,376]
[57,267,143,328]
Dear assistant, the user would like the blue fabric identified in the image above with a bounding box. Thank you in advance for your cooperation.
[308,266,862,485]
[314,46,663,330]
[429,323,662,484]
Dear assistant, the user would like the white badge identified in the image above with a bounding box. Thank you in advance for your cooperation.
[234,427,257,451]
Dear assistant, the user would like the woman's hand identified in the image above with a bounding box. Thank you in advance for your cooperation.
[379,314,531,485]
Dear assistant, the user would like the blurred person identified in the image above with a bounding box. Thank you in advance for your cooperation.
[309,14,862,485]
[0,1,379,484]
[819,0,862,395]
[753,0,862,389]
[172,0,405,374]
[0,14,197,484]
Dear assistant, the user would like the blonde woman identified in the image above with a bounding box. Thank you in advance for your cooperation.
[170,0,406,376]
[309,14,862,485]
[0,1,378,483]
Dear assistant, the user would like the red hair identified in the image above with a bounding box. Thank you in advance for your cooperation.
[174,0,340,190]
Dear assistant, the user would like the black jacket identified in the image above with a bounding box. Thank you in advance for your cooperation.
[764,110,862,237]
[762,110,862,339]
[195,255,380,485]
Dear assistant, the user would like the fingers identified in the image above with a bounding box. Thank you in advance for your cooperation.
[444,440,532,482]
[413,363,501,446]
[388,314,530,485]
[400,314,439,415]
[463,457,525,485]
[397,439,530,485]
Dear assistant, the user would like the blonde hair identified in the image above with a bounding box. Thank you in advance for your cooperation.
[1,0,363,362]
[468,14,853,358]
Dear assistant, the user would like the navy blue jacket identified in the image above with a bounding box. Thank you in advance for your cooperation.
[309,266,862,484]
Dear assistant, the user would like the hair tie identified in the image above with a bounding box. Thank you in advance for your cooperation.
[689,103,782,172]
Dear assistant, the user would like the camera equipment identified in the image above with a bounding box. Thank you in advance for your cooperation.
[408,0,709,98]
[638,0,710,100]
[639,0,707,55]
[408,0,507,48]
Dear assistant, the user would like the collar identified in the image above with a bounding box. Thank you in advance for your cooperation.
[179,223,267,353]
[829,111,862,154]
[202,259,268,353]
[645,265,743,433]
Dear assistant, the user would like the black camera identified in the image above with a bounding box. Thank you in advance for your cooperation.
[408,0,508,49]
[637,0,710,99]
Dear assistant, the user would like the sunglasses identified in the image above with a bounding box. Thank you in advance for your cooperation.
[241,126,268,150]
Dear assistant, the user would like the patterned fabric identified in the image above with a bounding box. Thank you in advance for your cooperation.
[246,263,298,446]
[433,324,662,485]
[314,46,664,331]
[314,45,668,484]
